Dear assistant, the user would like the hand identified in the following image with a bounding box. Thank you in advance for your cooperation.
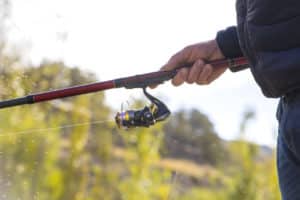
[161,40,226,86]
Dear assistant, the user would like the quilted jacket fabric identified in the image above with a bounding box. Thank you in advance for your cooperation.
[216,0,300,98]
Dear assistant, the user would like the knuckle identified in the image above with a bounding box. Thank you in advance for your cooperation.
[182,46,193,57]
[196,59,205,66]
[193,61,205,71]
[170,51,185,65]
[160,65,168,71]
[170,53,179,61]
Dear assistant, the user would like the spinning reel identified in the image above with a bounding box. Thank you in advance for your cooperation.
[115,88,170,128]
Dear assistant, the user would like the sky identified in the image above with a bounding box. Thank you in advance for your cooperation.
[6,0,279,146]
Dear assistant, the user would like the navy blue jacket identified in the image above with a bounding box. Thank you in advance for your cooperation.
[216,0,300,98]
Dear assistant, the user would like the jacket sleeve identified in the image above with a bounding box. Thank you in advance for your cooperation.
[216,26,248,72]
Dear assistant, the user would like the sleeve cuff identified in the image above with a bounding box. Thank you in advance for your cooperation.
[216,26,243,59]
[216,26,249,72]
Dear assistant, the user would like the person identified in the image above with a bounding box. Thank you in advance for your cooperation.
[160,1,300,199]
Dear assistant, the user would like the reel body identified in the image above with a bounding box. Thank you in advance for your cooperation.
[115,88,170,128]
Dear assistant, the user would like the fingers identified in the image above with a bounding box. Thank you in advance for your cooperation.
[155,48,190,88]
[206,66,227,83]
[150,63,225,89]
[149,84,157,89]
[196,64,213,85]
[187,59,204,84]
[156,41,226,88]
[161,47,191,72]
[172,68,189,86]
[171,60,214,86]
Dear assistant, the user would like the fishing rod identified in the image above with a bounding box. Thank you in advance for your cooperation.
[0,57,248,128]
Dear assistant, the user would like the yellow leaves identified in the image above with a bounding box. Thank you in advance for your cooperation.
[45,169,64,199]
[0,58,281,200]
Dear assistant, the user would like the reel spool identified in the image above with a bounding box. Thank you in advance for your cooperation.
[115,88,170,128]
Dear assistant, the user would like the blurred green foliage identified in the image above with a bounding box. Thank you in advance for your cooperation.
[0,4,280,198]
[0,50,280,200]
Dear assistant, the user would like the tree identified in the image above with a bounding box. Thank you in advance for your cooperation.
[162,109,227,166]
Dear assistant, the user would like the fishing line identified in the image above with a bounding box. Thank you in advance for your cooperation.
[0,119,115,137]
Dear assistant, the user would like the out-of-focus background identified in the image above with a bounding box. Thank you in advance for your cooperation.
[0,0,280,199]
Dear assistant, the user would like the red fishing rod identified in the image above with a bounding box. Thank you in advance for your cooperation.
[0,57,248,128]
